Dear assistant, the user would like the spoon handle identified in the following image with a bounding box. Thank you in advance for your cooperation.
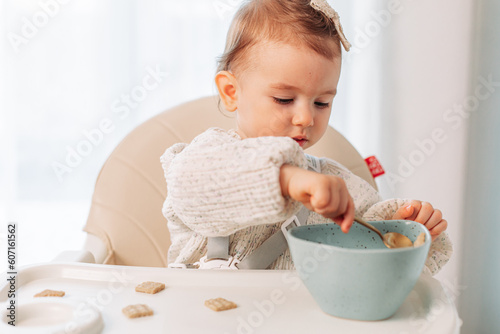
[354,217,385,240]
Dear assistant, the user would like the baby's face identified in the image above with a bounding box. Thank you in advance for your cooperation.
[234,42,341,149]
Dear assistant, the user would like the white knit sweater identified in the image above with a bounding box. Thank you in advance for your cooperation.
[161,128,452,275]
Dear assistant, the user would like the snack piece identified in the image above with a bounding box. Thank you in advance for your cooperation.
[34,289,65,297]
[204,297,237,312]
[135,281,165,294]
[413,232,426,247]
[122,304,154,319]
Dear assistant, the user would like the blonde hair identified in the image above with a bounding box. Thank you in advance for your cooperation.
[217,0,342,75]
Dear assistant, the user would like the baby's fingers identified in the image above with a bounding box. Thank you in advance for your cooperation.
[392,204,414,220]
[328,193,354,233]
[310,178,348,217]
[338,197,355,233]
[414,202,434,225]
[398,200,422,221]
[309,185,336,214]
[423,209,443,230]
[429,219,448,241]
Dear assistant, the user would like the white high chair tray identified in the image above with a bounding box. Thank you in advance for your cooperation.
[0,263,460,334]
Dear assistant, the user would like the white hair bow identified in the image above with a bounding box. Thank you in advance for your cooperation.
[310,0,351,51]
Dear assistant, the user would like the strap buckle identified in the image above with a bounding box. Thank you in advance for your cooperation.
[195,255,240,270]
[281,215,301,241]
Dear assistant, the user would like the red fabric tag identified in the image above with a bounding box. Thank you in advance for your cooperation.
[364,156,385,178]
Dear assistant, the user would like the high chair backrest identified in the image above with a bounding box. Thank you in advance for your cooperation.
[83,96,377,267]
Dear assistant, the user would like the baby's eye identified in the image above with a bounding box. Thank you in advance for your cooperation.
[315,101,330,108]
[273,97,293,105]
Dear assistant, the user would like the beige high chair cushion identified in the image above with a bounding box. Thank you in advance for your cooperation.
[83,96,377,267]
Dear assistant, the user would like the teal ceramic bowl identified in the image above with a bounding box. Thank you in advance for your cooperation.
[287,220,431,321]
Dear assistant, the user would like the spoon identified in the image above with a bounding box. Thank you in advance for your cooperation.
[354,217,413,249]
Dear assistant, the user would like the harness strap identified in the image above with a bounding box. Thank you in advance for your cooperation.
[203,154,321,269]
[236,230,288,269]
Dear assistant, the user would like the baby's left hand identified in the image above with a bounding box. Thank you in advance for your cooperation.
[391,200,448,241]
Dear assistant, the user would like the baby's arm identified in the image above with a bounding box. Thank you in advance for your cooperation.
[163,128,309,236]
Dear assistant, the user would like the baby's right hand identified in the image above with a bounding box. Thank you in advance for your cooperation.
[280,164,355,233]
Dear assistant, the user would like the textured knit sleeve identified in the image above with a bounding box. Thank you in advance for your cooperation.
[362,198,453,276]
[163,128,308,237]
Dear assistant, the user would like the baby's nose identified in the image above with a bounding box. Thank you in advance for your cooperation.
[292,107,314,127]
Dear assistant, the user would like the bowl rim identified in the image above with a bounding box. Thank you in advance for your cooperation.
[287,220,432,254]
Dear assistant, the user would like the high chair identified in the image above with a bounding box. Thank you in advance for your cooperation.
[0,96,460,333]
[76,95,378,267]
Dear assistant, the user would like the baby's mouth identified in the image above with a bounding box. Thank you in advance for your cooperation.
[293,137,308,147]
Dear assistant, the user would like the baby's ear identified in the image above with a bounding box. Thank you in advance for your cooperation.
[215,71,238,112]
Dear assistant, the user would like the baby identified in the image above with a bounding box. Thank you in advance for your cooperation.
[161,0,452,274]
